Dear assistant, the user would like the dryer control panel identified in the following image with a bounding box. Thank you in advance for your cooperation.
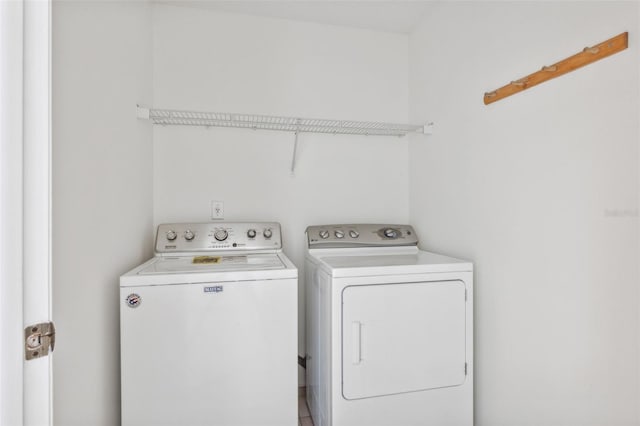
[155,222,282,253]
[306,224,418,248]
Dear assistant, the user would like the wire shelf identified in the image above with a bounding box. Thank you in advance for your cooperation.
[138,107,429,137]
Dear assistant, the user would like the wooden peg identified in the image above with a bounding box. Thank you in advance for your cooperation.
[510,78,528,87]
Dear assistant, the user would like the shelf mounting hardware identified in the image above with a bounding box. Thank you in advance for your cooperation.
[291,129,300,175]
[136,105,150,119]
[483,32,628,105]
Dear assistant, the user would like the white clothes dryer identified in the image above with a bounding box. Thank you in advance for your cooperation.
[305,224,473,426]
[120,222,298,426]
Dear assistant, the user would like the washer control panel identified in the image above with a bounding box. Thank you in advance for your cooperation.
[306,224,418,248]
[155,222,282,253]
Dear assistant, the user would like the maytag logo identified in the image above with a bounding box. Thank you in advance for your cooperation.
[204,286,223,293]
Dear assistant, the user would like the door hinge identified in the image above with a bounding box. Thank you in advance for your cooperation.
[24,321,55,361]
[298,355,307,369]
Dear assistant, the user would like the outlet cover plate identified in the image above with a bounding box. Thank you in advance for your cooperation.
[211,201,224,220]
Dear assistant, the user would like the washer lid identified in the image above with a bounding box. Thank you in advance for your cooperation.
[137,254,286,275]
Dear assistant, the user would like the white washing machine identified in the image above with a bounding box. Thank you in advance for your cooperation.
[120,222,298,426]
[305,224,473,426]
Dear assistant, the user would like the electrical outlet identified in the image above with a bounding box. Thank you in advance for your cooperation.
[211,201,224,220]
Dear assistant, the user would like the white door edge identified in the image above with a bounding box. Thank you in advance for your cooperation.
[23,0,53,425]
[0,1,53,425]
[0,1,26,425]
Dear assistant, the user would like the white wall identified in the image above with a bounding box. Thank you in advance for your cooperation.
[52,1,153,425]
[409,2,639,425]
[51,2,640,425]
[152,4,410,381]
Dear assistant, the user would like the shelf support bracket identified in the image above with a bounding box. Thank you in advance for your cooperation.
[290,130,300,175]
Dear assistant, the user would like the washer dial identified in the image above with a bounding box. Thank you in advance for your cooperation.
[214,229,228,241]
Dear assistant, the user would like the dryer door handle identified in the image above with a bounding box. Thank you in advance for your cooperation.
[352,321,362,365]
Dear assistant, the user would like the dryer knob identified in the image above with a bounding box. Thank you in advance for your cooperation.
[214,229,228,241]
[383,228,398,239]
[247,229,257,238]
[184,230,195,241]
[166,230,177,241]
[335,230,345,239]
[319,230,330,239]
[349,230,360,238]
[263,228,273,239]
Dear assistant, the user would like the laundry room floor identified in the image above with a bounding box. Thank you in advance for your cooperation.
[298,389,314,426]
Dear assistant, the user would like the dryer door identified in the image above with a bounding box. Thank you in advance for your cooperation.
[342,280,466,400]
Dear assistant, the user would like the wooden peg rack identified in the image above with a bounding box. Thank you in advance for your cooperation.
[484,32,628,105]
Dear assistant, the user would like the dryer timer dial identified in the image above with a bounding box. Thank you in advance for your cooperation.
[383,228,399,239]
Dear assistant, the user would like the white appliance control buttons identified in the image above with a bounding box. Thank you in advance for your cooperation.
[156,223,283,252]
[306,224,417,248]
[214,229,228,241]
[383,228,398,239]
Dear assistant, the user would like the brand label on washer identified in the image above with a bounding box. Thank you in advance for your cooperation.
[193,256,221,264]
[125,293,142,308]
[204,286,224,293]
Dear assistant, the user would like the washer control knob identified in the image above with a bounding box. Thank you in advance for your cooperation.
[166,230,177,241]
[335,230,345,239]
[184,230,195,241]
[247,229,257,238]
[383,228,398,239]
[214,229,228,241]
[349,230,360,239]
[319,230,330,239]
[263,228,273,239]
